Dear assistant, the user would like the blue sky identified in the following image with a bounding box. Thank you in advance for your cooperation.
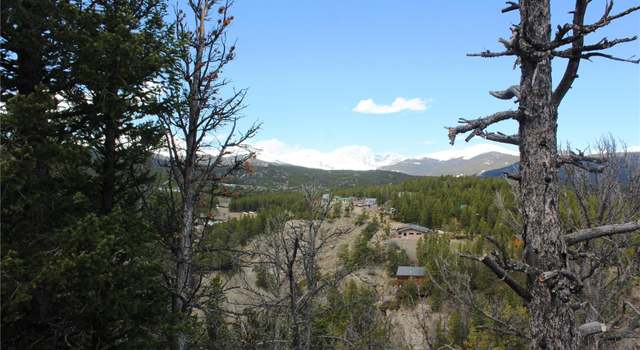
[213,1,639,167]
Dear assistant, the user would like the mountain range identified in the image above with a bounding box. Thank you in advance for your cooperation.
[153,150,522,190]
[378,151,519,176]
[154,150,639,190]
[223,151,521,189]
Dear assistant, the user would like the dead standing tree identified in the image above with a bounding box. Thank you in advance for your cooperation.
[160,1,259,349]
[446,1,639,349]
[236,189,353,350]
[560,139,640,349]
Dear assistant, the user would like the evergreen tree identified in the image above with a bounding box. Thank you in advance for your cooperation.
[1,1,173,347]
[69,0,170,213]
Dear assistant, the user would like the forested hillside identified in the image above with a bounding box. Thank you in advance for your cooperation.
[229,162,416,189]
[336,177,517,236]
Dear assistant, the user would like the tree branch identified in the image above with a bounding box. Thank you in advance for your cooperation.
[558,150,607,173]
[556,36,637,55]
[460,254,532,302]
[479,131,520,145]
[578,321,608,337]
[446,110,518,145]
[559,52,640,64]
[467,50,515,58]
[565,220,640,246]
[552,0,588,106]
[551,4,640,49]
[501,1,519,13]
[489,85,520,101]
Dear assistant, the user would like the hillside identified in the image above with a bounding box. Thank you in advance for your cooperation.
[151,155,416,190]
[228,160,417,189]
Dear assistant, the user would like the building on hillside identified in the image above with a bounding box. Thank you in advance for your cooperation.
[334,196,353,205]
[394,224,432,239]
[354,197,377,208]
[395,266,426,285]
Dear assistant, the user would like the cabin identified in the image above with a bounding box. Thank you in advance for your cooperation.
[395,266,426,285]
[394,224,432,239]
[354,197,377,208]
[334,196,353,206]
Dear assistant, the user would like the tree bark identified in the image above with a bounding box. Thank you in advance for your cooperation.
[518,1,578,348]
[173,183,194,350]
[288,237,301,350]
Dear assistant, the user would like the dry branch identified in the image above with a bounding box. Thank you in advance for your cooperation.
[558,150,607,173]
[552,0,588,106]
[460,254,532,303]
[479,131,520,145]
[578,322,607,337]
[565,220,640,246]
[551,4,640,49]
[446,110,518,145]
[489,85,520,100]
[501,1,519,13]
[467,50,515,58]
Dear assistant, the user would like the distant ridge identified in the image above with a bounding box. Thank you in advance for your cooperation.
[479,152,640,179]
[379,152,519,176]
[151,154,415,190]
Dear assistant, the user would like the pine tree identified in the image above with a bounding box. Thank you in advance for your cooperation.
[1,1,173,347]
[68,0,170,213]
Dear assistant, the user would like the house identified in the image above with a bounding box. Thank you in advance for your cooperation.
[362,197,377,207]
[395,266,426,285]
[394,224,432,239]
[334,196,353,205]
[353,197,377,208]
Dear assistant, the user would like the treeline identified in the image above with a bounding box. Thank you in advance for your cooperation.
[229,191,306,213]
[337,176,517,236]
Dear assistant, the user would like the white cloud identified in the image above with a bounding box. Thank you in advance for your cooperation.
[352,97,429,114]
[422,143,519,161]
[253,139,405,170]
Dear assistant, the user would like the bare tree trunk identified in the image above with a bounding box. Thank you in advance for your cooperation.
[518,2,578,348]
[161,2,259,348]
[287,237,301,350]
[447,1,639,348]
[173,183,194,350]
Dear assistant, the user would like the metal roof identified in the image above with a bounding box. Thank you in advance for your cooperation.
[396,224,431,233]
[396,266,426,277]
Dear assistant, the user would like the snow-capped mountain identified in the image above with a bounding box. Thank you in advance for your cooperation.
[254,139,518,175]
[253,139,406,171]
[378,152,519,176]
[420,143,519,161]
[253,139,519,175]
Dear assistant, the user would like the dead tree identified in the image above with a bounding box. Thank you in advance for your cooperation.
[446,1,639,348]
[235,189,353,350]
[160,1,259,349]
[560,139,640,349]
